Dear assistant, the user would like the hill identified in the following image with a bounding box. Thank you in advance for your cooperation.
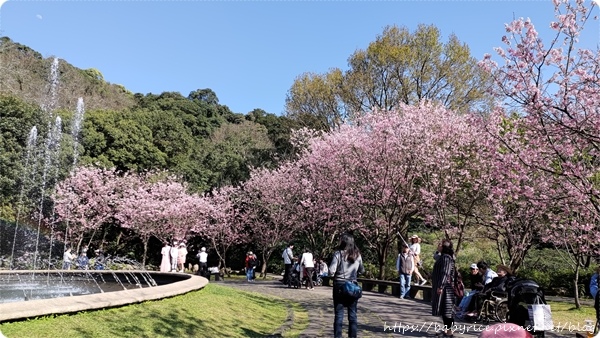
[0,37,135,112]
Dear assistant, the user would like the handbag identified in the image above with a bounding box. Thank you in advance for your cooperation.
[338,251,362,299]
[342,280,362,299]
[448,260,465,297]
[527,303,554,331]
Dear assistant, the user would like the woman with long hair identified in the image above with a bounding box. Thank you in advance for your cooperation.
[409,235,427,285]
[431,239,456,337]
[329,233,364,338]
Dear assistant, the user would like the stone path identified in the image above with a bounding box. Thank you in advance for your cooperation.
[221,278,574,338]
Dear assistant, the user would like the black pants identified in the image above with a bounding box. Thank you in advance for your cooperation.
[283,263,293,283]
[198,262,208,277]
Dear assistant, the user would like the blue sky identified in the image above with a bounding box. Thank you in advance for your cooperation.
[1,1,598,115]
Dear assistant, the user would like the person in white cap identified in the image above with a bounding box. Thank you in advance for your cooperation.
[409,235,427,285]
[197,247,208,277]
[458,263,484,318]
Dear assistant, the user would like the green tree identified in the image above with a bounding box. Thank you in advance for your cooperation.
[79,109,167,171]
[0,95,44,219]
[202,120,274,188]
[286,24,493,129]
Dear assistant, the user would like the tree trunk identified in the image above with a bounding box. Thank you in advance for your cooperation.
[142,238,148,267]
[574,263,581,309]
[259,251,273,279]
[377,244,388,280]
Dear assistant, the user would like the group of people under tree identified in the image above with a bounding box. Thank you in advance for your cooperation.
[431,239,552,337]
[62,245,105,270]
[160,240,188,273]
[281,243,328,290]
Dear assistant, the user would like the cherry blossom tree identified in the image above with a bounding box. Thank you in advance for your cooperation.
[479,0,600,305]
[53,166,119,253]
[116,172,192,265]
[200,186,247,273]
[417,105,494,256]
[239,164,303,277]
[481,113,557,273]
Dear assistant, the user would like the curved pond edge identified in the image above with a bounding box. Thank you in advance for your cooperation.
[0,270,207,322]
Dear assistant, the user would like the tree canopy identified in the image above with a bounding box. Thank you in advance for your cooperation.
[285,24,494,130]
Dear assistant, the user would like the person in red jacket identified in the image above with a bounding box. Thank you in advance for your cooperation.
[245,251,257,282]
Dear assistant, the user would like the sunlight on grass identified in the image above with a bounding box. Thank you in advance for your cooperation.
[0,284,308,338]
[548,300,596,330]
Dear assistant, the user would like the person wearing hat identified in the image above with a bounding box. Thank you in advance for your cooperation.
[473,264,514,318]
[94,249,106,270]
[197,247,208,277]
[409,235,427,285]
[459,263,484,317]
[177,242,188,273]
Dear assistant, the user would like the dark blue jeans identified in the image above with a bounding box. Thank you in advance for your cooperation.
[333,282,358,338]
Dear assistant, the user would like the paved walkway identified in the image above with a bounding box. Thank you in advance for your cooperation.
[222,278,576,338]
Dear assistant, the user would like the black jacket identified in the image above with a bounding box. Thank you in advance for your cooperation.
[470,272,484,291]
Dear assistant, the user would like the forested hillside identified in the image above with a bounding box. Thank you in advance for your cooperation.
[0,37,321,221]
[0,37,135,112]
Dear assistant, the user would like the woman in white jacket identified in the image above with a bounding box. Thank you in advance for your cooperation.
[300,248,315,290]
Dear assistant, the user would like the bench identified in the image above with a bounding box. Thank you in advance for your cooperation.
[321,277,432,302]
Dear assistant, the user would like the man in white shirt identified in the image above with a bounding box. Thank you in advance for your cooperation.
[197,247,208,277]
[477,261,498,285]
[282,243,294,284]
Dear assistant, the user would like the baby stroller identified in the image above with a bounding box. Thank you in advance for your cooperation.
[506,278,549,338]
[288,262,301,289]
[300,267,323,287]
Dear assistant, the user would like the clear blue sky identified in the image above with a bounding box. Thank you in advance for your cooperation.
[1,1,598,115]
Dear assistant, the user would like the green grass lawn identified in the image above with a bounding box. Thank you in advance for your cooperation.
[0,281,595,338]
[0,284,309,338]
[548,301,596,330]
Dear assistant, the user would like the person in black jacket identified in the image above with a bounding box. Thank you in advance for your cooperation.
[473,265,513,316]
[460,263,484,316]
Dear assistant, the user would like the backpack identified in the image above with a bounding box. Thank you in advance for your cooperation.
[248,257,257,268]
[453,267,465,298]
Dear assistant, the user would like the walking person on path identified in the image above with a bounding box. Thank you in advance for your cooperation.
[431,239,457,338]
[245,251,257,282]
[396,244,414,299]
[282,243,294,285]
[329,233,364,338]
[300,248,315,290]
[409,234,428,285]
